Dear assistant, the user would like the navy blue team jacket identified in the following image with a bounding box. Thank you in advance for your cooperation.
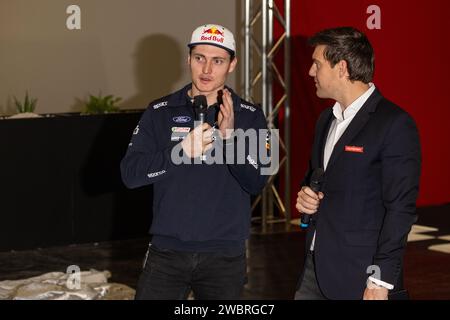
[120,84,270,253]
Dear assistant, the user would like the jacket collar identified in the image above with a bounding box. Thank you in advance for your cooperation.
[317,88,383,171]
[167,84,242,113]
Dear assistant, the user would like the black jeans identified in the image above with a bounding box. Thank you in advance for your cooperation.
[135,244,247,300]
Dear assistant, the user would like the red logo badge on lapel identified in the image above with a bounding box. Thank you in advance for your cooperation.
[345,145,364,153]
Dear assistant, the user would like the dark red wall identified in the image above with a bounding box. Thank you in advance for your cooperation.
[275,0,450,212]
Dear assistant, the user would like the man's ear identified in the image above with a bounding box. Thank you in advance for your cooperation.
[338,60,349,78]
[187,54,191,67]
[228,57,238,73]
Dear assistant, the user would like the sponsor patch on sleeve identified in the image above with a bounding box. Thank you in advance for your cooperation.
[240,103,256,112]
[147,170,166,179]
[153,101,168,110]
[247,155,259,170]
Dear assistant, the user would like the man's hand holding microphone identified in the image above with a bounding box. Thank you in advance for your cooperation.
[182,90,235,159]
[296,168,324,228]
[181,122,214,158]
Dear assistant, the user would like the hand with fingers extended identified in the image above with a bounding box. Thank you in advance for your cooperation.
[295,186,324,216]
[181,123,215,158]
[217,89,235,140]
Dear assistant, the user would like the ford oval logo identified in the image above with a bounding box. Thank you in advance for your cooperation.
[173,116,191,124]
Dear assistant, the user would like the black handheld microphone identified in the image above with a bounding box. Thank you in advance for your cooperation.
[300,168,324,229]
[193,95,208,162]
[193,95,208,125]
[217,90,224,106]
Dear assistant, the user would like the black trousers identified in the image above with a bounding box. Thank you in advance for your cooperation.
[135,244,247,300]
[294,251,327,300]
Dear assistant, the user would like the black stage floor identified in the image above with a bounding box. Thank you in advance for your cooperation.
[1,204,449,300]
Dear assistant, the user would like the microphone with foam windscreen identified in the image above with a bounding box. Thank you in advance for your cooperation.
[300,168,324,229]
[193,95,208,125]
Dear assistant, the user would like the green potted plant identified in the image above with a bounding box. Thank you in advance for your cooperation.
[83,93,122,115]
[9,91,41,119]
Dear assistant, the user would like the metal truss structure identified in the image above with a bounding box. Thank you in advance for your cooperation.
[244,0,292,232]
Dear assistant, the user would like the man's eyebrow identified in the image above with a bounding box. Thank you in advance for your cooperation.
[194,54,226,59]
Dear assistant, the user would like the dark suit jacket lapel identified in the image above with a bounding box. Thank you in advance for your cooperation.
[325,89,383,171]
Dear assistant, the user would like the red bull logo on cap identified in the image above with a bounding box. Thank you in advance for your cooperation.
[202,26,225,37]
[201,26,225,44]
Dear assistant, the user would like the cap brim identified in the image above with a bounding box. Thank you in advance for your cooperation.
[188,42,235,55]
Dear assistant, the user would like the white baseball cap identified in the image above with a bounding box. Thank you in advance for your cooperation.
[188,24,236,55]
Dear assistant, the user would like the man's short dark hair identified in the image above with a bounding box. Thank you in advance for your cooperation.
[308,27,374,83]
[189,46,235,62]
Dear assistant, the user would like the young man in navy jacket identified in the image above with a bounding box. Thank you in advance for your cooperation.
[121,24,271,300]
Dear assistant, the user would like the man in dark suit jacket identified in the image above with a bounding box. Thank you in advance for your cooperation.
[294,27,421,300]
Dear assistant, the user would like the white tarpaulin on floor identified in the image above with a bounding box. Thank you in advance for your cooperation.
[0,269,135,300]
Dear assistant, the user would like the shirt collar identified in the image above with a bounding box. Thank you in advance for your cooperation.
[332,83,376,121]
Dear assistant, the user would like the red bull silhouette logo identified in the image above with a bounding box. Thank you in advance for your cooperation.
[201,26,225,43]
[202,26,224,36]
